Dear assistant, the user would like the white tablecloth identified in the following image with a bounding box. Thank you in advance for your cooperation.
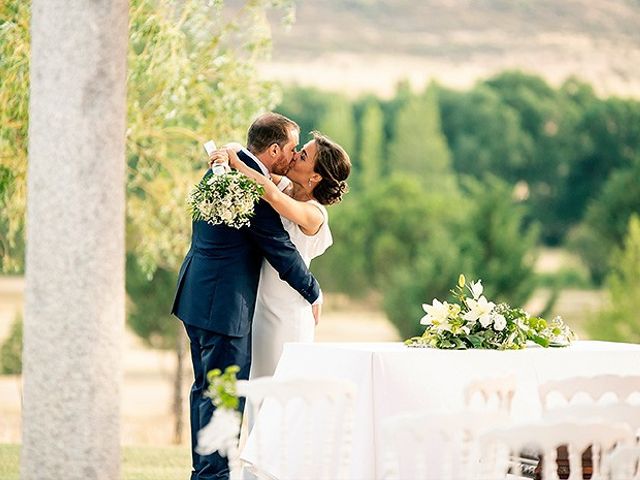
[242,341,640,480]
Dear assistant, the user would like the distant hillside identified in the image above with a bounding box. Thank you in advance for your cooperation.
[249,0,640,97]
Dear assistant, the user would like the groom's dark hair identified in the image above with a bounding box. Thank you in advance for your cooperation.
[247,112,299,154]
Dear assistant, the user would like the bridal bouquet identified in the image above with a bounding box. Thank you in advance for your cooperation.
[406,275,575,350]
[187,168,264,229]
[196,366,241,458]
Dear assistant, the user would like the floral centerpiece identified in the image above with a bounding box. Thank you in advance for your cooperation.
[188,166,264,229]
[405,275,575,350]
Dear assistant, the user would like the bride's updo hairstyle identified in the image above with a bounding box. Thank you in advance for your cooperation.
[310,131,351,205]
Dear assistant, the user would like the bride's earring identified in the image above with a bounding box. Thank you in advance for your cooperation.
[307,178,312,187]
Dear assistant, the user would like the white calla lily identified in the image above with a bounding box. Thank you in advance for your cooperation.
[463,295,496,327]
[468,280,483,300]
[421,299,450,326]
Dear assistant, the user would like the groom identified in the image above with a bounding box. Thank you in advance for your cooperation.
[172,112,322,480]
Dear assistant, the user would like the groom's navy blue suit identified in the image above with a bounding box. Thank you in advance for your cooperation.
[172,150,320,480]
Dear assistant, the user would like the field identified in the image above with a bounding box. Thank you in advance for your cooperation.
[0,444,191,480]
[253,0,640,98]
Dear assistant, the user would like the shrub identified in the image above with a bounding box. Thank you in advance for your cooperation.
[1,313,23,375]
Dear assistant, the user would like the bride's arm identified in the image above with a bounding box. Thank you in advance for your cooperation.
[226,149,325,236]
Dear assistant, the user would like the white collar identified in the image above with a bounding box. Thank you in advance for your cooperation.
[241,148,269,177]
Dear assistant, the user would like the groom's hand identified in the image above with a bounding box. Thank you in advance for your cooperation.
[207,149,229,169]
[312,303,321,326]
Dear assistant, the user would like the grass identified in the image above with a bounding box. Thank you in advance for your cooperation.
[0,443,191,480]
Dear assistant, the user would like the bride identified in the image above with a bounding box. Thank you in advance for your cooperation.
[211,131,351,378]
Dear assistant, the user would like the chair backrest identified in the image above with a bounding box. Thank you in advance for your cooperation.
[603,445,640,480]
[464,374,517,413]
[478,420,635,480]
[381,410,510,480]
[543,403,640,437]
[539,375,640,410]
[237,376,356,480]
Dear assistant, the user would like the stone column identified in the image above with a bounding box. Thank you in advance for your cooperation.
[22,1,128,479]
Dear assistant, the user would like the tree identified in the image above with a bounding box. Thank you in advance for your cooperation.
[124,0,294,445]
[0,313,22,375]
[0,0,29,272]
[588,215,640,342]
[277,86,331,140]
[387,83,456,193]
[570,158,640,283]
[383,175,539,339]
[458,175,539,307]
[562,96,640,237]
[126,256,185,443]
[312,174,462,296]
[317,95,357,158]
[356,99,384,192]
[0,0,295,444]
[438,84,533,182]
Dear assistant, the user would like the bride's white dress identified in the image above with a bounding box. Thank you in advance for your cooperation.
[249,199,332,379]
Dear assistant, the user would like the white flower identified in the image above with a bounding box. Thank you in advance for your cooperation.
[493,314,507,331]
[463,296,496,328]
[421,299,450,326]
[468,280,483,300]
[196,407,241,457]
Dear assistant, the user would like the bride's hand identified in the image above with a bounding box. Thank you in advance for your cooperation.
[312,303,321,326]
[223,142,243,152]
[224,147,245,170]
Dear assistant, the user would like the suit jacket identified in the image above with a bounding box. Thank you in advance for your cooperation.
[171,150,320,337]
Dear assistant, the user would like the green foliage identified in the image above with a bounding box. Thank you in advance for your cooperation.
[383,234,468,338]
[438,84,533,182]
[312,174,461,297]
[126,0,292,276]
[0,313,23,375]
[355,99,384,191]
[458,175,539,307]
[0,165,12,198]
[566,97,640,214]
[317,95,357,157]
[276,86,331,139]
[126,255,179,350]
[0,0,292,275]
[382,175,539,338]
[0,0,29,273]
[387,84,456,192]
[571,158,640,283]
[587,215,640,342]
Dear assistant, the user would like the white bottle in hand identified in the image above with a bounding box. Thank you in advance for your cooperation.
[204,140,230,175]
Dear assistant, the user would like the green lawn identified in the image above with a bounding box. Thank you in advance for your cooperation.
[0,443,191,480]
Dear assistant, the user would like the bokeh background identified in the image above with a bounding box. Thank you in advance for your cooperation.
[1,0,639,463]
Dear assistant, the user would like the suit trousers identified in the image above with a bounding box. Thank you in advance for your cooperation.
[184,324,251,480]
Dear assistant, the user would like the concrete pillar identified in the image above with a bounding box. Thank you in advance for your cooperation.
[22,1,128,479]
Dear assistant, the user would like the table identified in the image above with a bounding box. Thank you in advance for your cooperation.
[243,341,640,480]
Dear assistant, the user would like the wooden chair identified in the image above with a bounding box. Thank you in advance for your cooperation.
[237,376,356,480]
